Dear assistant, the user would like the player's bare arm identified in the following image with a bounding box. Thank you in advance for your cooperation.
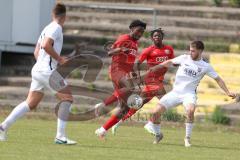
[214,76,236,99]
[33,43,40,60]
[41,37,67,65]
[108,47,129,56]
[149,59,173,73]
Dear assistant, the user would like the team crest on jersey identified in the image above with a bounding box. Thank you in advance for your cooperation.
[164,49,171,54]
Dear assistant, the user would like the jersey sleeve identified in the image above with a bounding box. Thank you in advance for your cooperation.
[112,35,128,48]
[37,35,42,44]
[171,54,187,65]
[206,64,219,79]
[168,46,175,59]
[45,25,61,41]
[138,47,152,63]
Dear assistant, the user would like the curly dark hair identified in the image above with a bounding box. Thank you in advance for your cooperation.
[129,20,147,29]
[150,28,164,39]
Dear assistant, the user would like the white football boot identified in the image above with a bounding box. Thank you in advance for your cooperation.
[184,136,191,147]
[0,125,7,141]
[55,137,77,145]
[95,127,107,139]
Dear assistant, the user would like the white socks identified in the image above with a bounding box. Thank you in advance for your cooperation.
[56,101,71,138]
[99,127,106,133]
[185,123,193,138]
[1,101,30,130]
[0,100,73,139]
[149,121,161,134]
[56,118,67,139]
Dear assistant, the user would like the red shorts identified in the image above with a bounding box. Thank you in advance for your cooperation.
[110,67,130,98]
[142,82,165,100]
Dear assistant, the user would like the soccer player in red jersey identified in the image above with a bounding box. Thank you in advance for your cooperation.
[95,20,147,138]
[111,28,175,137]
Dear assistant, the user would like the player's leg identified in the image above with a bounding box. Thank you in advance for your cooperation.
[95,70,132,115]
[0,91,43,141]
[95,68,136,138]
[111,105,143,135]
[144,91,181,144]
[94,90,122,117]
[44,70,76,145]
[95,101,129,139]
[109,72,145,134]
[112,85,166,135]
[103,65,119,106]
[111,96,152,135]
[54,86,76,145]
[0,72,45,141]
[121,87,162,122]
[143,87,167,135]
[144,103,166,135]
[183,94,197,147]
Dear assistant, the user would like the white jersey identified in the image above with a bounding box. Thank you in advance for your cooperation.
[171,54,218,94]
[32,21,63,72]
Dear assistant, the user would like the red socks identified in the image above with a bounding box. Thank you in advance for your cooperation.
[122,108,137,121]
[103,115,120,130]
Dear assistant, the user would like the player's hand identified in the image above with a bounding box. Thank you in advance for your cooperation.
[120,47,129,53]
[58,56,68,65]
[227,92,237,99]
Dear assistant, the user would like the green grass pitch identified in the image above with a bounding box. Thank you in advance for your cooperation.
[0,119,239,160]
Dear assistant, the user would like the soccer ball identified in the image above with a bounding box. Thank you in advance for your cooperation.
[127,94,143,110]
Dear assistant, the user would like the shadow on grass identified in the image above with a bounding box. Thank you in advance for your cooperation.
[163,142,240,151]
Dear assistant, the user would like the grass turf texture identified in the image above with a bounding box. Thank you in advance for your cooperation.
[0,118,239,160]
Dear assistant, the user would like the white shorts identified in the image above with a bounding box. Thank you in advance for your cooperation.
[158,91,197,110]
[30,69,67,94]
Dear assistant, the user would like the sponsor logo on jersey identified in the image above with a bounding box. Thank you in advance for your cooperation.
[156,56,168,62]
[164,49,171,54]
[184,68,197,77]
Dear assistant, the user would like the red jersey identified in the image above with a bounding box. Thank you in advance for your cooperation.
[111,34,138,73]
[139,45,174,82]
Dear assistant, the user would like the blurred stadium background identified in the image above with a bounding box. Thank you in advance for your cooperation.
[0,0,240,126]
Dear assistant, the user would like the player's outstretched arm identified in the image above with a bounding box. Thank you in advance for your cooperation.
[34,43,40,60]
[214,76,236,99]
[149,59,173,73]
[41,37,67,65]
[108,47,129,56]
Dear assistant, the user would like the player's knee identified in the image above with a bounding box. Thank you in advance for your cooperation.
[27,101,38,110]
[154,104,166,114]
[186,116,194,123]
[150,112,162,124]
[186,110,195,123]
[187,107,195,115]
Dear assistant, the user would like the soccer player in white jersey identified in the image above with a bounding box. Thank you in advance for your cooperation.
[0,3,76,145]
[144,41,236,147]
